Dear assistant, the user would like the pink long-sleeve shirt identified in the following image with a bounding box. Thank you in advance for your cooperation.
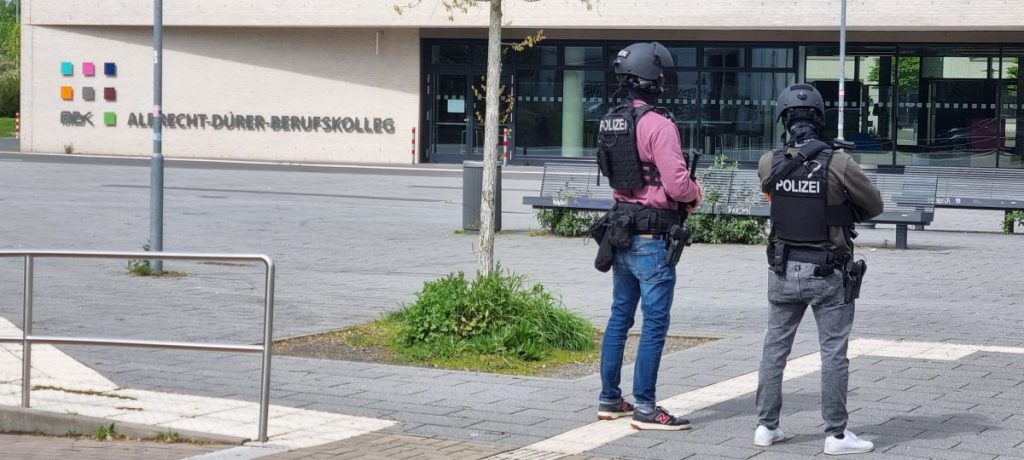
[611,100,701,210]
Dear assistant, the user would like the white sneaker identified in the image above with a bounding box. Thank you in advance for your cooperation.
[824,430,874,455]
[754,425,785,447]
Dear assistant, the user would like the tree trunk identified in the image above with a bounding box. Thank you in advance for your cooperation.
[477,0,502,275]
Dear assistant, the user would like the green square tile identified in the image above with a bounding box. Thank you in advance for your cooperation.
[104,112,116,126]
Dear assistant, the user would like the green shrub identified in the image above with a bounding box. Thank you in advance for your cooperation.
[688,213,768,244]
[1005,210,1024,234]
[0,74,17,118]
[392,268,595,361]
[687,155,768,245]
[536,207,601,237]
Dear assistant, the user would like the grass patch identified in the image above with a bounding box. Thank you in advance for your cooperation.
[0,117,13,138]
[154,431,182,443]
[277,317,600,376]
[92,423,122,441]
[276,268,717,377]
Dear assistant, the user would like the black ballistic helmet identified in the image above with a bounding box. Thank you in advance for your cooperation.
[776,83,825,127]
[613,42,673,93]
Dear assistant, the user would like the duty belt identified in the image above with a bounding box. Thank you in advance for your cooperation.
[786,247,834,265]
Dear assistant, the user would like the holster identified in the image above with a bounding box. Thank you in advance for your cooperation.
[843,259,867,303]
[767,242,788,274]
[664,224,692,266]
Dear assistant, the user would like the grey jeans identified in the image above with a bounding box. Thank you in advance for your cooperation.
[756,261,855,436]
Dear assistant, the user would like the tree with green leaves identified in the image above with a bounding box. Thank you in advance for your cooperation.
[0,0,19,117]
[396,0,591,274]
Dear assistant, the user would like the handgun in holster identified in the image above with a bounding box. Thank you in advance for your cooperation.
[663,151,701,266]
[767,242,788,274]
[665,224,692,266]
[844,259,867,303]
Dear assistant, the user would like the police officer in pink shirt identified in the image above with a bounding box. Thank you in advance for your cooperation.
[592,42,703,430]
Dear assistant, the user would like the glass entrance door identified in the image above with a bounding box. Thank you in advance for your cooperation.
[429,72,512,162]
[431,73,471,161]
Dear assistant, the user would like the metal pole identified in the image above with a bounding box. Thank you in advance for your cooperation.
[150,0,165,273]
[836,0,847,141]
[21,256,32,408]
[257,259,276,443]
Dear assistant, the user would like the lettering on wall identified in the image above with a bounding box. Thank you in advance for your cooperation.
[111,112,398,134]
[60,111,94,127]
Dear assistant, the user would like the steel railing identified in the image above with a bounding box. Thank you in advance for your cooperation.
[0,250,275,442]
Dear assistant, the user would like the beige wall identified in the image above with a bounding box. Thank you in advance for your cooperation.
[24,0,1024,31]
[24,26,420,163]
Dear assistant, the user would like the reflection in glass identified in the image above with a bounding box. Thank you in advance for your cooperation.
[667,47,697,68]
[752,48,794,68]
[565,47,603,67]
[703,72,794,161]
[431,45,470,65]
[518,46,558,66]
[704,47,745,68]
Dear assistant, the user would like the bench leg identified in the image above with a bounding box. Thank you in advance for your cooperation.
[895,225,908,250]
[913,224,925,231]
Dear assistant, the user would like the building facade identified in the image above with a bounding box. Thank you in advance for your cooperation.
[22,0,1024,167]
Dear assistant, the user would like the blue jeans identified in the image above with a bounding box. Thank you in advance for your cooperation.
[756,261,855,436]
[599,236,675,409]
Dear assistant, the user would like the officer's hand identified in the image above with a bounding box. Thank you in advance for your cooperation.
[685,181,704,213]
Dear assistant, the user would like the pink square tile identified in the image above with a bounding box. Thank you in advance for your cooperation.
[83,62,96,76]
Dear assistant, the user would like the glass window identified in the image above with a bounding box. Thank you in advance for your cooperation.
[667,47,697,68]
[659,71,701,151]
[703,47,745,68]
[565,46,603,67]
[431,45,470,65]
[1000,50,1023,168]
[752,48,794,68]
[471,45,509,66]
[517,46,558,66]
[702,71,794,162]
[805,51,899,164]
[516,68,605,159]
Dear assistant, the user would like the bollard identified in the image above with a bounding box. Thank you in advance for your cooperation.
[15,112,20,139]
[411,127,416,164]
[502,128,509,166]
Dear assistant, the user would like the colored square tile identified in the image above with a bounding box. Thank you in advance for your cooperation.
[82,87,95,101]
[103,87,116,101]
[60,86,73,101]
[61,61,73,76]
[103,62,117,76]
[83,62,96,76]
[104,112,116,126]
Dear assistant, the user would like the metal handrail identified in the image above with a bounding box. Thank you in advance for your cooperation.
[0,250,276,443]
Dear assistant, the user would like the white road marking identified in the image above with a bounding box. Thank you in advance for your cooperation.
[0,316,395,454]
[491,338,1024,459]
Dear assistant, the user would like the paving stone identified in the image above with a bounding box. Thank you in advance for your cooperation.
[4,156,1024,459]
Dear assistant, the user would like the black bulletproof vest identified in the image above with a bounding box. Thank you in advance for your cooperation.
[769,146,855,243]
[596,100,666,190]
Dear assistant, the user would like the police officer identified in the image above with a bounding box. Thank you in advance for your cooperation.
[753,83,883,454]
[593,42,702,431]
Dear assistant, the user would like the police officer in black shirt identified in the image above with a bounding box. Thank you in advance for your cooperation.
[753,83,884,455]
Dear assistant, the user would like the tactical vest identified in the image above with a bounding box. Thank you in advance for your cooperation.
[768,145,856,243]
[596,100,669,190]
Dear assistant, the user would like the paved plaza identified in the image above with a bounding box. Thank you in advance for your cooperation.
[0,152,1023,459]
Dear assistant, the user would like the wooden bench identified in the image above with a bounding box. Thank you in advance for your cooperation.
[522,162,938,249]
